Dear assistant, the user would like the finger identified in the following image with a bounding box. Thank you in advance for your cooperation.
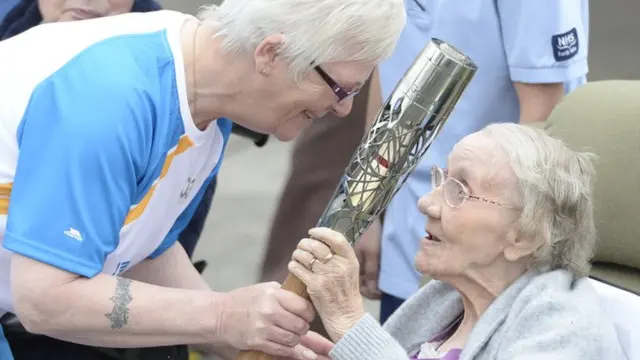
[292,249,315,269]
[292,344,319,360]
[360,285,374,299]
[363,286,382,300]
[300,331,334,355]
[297,238,333,263]
[276,288,316,324]
[255,340,297,359]
[308,227,354,258]
[266,324,303,348]
[288,260,314,285]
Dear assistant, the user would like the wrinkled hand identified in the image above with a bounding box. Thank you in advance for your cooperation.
[354,218,382,299]
[288,227,366,342]
[218,282,317,358]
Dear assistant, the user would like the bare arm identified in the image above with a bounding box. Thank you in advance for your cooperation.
[11,253,223,348]
[122,242,210,290]
[514,82,564,124]
[122,242,239,359]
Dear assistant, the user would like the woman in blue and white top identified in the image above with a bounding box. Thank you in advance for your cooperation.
[0,0,407,358]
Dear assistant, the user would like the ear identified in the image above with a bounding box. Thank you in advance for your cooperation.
[503,227,545,262]
[254,34,286,76]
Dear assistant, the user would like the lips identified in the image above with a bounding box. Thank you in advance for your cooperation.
[425,231,442,243]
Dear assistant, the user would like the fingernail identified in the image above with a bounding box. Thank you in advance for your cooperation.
[303,349,318,360]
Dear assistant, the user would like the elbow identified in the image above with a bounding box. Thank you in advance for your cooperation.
[10,255,75,336]
[12,285,57,335]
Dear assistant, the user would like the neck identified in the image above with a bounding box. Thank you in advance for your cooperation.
[180,20,253,129]
[441,262,528,330]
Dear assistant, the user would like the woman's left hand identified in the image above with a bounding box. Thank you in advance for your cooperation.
[288,227,365,342]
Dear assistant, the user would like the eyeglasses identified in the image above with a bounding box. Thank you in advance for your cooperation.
[431,165,516,209]
[314,66,360,103]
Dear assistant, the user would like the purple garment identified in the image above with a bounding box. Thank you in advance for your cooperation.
[410,314,463,360]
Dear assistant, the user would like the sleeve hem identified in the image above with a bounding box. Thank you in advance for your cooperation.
[148,238,178,259]
[509,59,588,83]
[3,232,101,278]
[330,313,398,360]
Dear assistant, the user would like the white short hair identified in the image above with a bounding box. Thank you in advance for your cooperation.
[480,123,597,278]
[197,0,406,82]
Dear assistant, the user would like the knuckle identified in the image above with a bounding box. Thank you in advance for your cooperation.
[290,333,302,347]
[286,317,304,333]
[281,332,300,347]
[296,319,310,334]
[259,305,276,319]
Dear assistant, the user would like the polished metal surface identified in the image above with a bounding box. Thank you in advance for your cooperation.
[316,38,477,245]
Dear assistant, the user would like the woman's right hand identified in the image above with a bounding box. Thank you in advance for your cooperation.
[288,227,366,342]
[216,282,318,359]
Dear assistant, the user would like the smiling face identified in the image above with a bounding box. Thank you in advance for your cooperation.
[38,0,134,22]
[414,132,534,282]
[236,35,373,141]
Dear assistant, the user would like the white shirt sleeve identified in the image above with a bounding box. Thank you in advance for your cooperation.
[496,0,589,84]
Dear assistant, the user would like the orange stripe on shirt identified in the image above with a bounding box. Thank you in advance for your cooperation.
[0,183,11,215]
[123,135,194,226]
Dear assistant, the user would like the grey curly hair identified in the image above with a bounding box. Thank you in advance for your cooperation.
[481,123,597,278]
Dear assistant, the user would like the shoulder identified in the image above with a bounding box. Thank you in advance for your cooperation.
[499,270,623,358]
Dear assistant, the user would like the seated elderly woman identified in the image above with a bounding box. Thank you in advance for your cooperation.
[289,123,625,360]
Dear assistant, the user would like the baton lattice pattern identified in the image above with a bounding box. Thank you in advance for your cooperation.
[317,95,447,245]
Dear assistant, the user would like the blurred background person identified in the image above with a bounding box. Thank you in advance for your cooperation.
[0,0,18,22]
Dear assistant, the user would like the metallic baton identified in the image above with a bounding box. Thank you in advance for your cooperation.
[235,38,477,360]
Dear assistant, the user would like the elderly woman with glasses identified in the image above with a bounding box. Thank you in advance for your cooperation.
[0,0,405,359]
[288,123,625,360]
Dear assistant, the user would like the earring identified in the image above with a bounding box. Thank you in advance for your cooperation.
[260,68,268,76]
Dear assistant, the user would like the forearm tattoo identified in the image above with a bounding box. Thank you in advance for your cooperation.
[105,277,133,329]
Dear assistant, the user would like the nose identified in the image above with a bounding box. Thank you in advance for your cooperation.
[417,189,442,220]
[331,98,354,118]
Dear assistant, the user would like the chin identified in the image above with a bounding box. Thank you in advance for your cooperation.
[414,251,448,279]
[272,130,298,142]
[414,251,431,275]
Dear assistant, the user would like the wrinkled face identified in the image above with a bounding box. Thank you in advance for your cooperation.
[38,0,134,22]
[241,35,373,141]
[415,133,523,280]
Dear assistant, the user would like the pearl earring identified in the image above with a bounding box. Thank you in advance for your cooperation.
[260,68,268,75]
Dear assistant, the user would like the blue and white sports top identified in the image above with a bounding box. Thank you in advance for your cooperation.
[0,10,232,314]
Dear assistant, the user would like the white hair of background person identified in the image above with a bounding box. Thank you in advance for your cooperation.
[481,123,597,278]
[198,0,406,84]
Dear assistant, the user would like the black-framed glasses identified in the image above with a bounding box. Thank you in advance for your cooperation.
[431,165,516,209]
[314,66,360,103]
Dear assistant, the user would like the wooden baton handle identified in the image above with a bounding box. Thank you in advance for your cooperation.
[233,272,311,360]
